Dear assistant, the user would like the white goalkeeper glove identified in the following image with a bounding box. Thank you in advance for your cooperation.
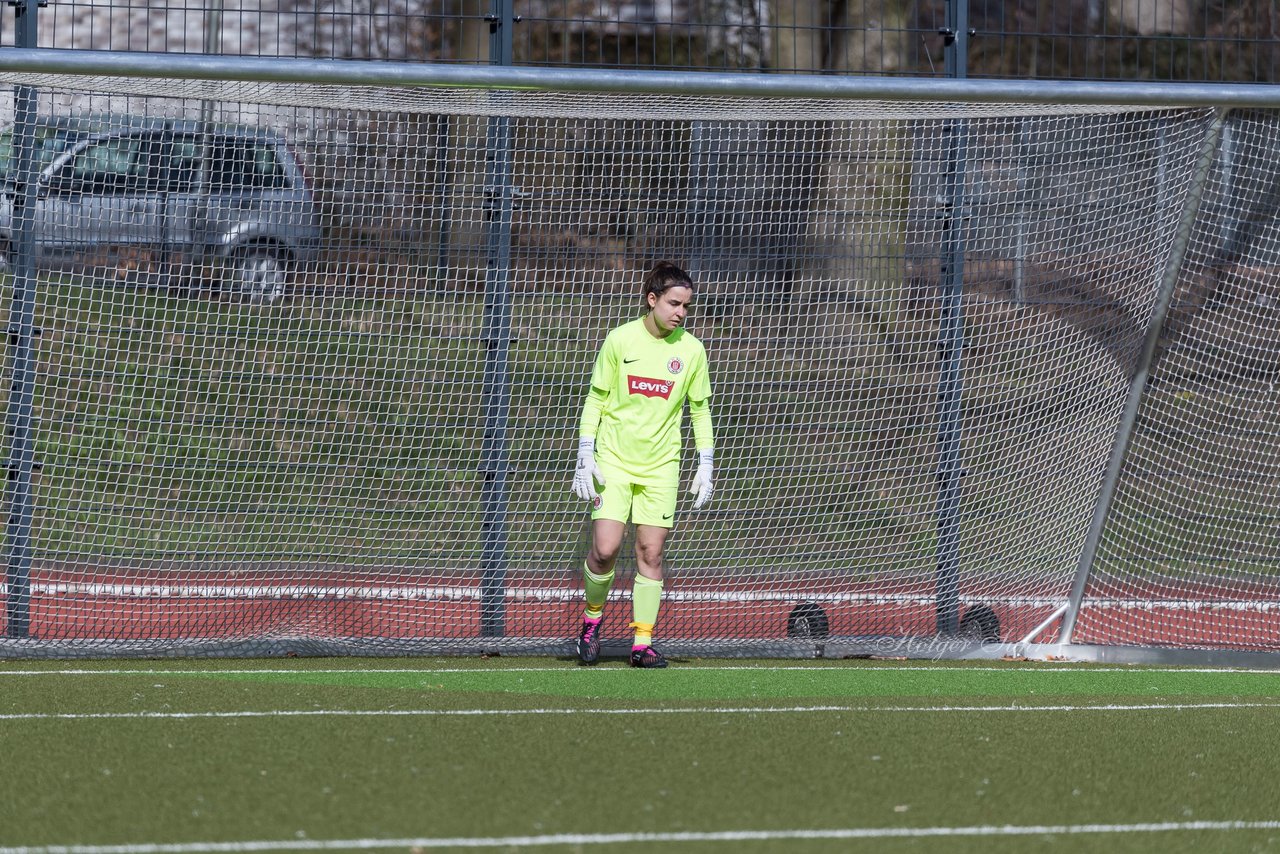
[689,449,714,510]
[572,437,605,502]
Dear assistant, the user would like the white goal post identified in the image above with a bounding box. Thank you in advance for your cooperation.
[2,49,1280,664]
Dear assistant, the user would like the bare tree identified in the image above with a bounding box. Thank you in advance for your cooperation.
[758,0,911,310]
[769,0,909,73]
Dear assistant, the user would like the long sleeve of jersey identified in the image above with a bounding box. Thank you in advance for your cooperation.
[689,397,714,452]
[578,385,609,439]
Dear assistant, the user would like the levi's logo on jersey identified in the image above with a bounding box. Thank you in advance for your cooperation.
[628,375,673,399]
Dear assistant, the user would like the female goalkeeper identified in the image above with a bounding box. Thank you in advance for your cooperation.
[571,261,715,668]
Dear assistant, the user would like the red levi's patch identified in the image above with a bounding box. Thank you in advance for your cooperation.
[628,375,674,399]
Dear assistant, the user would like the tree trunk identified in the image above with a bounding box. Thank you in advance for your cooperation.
[1109,0,1193,36]
[768,0,911,306]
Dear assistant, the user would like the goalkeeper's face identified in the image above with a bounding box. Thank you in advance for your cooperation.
[647,285,693,335]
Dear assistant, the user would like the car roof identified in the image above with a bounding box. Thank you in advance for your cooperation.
[3,115,284,140]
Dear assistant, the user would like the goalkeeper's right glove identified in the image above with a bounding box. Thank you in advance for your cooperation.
[572,437,605,502]
[689,448,714,510]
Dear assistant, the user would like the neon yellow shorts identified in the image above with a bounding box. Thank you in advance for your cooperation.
[591,478,677,528]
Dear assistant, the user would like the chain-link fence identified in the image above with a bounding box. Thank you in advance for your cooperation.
[1,1,1277,82]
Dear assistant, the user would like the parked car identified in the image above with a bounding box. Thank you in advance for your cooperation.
[0,115,321,303]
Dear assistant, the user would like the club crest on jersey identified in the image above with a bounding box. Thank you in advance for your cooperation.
[628,375,673,399]
[667,357,684,375]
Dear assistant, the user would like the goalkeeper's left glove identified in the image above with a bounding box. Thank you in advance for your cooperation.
[689,449,714,510]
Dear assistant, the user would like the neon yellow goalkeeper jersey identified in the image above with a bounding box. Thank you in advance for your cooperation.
[588,317,712,486]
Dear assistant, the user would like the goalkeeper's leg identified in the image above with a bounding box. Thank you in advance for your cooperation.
[584,516,627,618]
[578,510,627,665]
[582,561,614,621]
[629,517,671,668]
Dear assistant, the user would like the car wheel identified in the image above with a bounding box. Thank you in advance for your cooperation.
[958,605,1001,643]
[786,602,830,639]
[228,246,290,304]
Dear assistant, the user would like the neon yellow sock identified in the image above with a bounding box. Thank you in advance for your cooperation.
[630,622,654,647]
[583,561,614,620]
[630,575,663,646]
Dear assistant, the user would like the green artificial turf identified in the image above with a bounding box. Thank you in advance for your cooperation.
[186,659,1280,701]
[3,659,1280,853]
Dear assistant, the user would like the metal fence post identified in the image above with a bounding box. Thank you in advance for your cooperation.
[4,0,41,639]
[478,0,516,639]
[935,0,971,637]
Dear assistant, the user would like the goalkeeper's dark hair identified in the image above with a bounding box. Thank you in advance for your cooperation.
[641,261,694,311]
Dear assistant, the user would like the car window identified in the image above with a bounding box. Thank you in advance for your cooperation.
[50,135,164,196]
[209,137,288,191]
[0,127,83,184]
[169,136,201,194]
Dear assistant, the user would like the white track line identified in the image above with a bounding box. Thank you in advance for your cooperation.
[9,581,1269,610]
[4,664,1280,676]
[3,701,1280,720]
[4,822,1280,852]
[5,581,1279,615]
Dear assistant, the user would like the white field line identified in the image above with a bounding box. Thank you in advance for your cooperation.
[5,664,1280,676]
[3,822,1280,852]
[3,701,1280,720]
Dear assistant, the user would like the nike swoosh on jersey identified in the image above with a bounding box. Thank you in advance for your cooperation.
[623,357,639,363]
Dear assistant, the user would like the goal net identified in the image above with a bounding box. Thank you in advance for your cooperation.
[0,67,1271,660]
